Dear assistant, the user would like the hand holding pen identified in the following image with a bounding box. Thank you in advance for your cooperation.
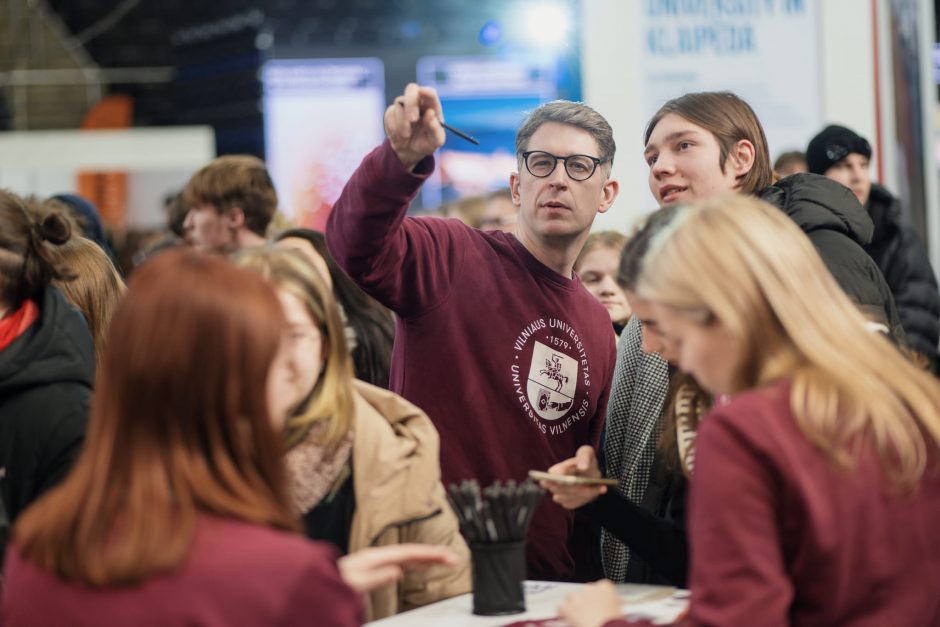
[385,83,479,172]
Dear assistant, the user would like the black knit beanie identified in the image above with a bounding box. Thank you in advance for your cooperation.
[805,124,872,174]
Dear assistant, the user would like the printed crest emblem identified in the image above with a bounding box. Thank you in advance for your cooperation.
[527,340,577,421]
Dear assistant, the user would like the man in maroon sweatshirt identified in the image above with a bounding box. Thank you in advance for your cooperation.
[326,83,619,581]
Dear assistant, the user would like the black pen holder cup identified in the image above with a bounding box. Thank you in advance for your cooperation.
[469,540,526,616]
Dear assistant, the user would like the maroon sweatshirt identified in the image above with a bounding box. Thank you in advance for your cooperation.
[604,380,940,627]
[327,141,616,581]
[2,516,362,627]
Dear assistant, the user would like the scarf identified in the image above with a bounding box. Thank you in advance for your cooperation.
[674,382,707,476]
[0,300,38,353]
[601,315,670,581]
[285,423,354,515]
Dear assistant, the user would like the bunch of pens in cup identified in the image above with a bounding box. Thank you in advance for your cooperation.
[446,479,544,542]
[447,480,544,615]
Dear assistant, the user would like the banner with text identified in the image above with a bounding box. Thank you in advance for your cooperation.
[638,0,821,167]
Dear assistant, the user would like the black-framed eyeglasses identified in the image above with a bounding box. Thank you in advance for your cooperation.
[825,137,871,163]
[521,150,607,181]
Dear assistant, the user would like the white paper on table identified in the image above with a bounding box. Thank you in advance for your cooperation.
[508,584,688,626]
[622,589,690,625]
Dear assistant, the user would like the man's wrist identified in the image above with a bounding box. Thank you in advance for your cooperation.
[392,146,426,173]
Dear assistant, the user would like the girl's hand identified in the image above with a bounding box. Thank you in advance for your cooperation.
[338,543,457,593]
[558,580,624,627]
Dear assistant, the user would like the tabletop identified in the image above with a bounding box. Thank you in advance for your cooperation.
[367,580,689,626]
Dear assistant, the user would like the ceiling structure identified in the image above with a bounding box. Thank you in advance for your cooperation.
[32,0,581,133]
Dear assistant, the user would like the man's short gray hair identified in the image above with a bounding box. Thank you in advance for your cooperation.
[515,101,616,171]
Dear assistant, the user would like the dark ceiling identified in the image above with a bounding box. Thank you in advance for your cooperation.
[36,0,583,157]
[44,0,547,68]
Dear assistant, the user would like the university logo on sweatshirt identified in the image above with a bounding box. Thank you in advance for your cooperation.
[529,342,576,419]
[510,317,593,436]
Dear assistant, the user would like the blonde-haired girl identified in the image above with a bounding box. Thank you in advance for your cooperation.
[560,195,940,626]
[236,247,470,621]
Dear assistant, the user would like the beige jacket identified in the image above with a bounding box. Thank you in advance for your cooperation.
[348,380,471,621]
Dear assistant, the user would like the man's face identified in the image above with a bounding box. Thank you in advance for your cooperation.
[644,113,743,206]
[183,204,236,254]
[824,153,872,206]
[510,121,617,244]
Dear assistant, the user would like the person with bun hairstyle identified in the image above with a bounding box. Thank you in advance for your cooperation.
[0,191,94,560]
[3,249,457,626]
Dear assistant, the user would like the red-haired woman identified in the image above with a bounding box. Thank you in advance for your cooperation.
[2,249,454,626]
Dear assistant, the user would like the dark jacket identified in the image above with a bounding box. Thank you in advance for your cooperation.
[759,174,902,334]
[582,453,688,586]
[0,286,94,555]
[865,183,940,370]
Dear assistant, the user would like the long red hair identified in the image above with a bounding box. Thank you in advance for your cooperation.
[14,249,299,586]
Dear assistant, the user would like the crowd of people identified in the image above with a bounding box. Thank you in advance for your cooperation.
[1,79,939,626]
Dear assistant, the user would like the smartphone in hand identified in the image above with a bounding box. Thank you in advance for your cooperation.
[528,470,618,487]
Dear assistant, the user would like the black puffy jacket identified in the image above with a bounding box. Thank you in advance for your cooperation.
[864,183,940,370]
[0,286,94,557]
[760,174,902,335]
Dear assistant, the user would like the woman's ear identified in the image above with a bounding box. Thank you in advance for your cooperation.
[730,139,756,177]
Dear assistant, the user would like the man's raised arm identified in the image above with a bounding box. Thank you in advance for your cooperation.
[326,84,466,316]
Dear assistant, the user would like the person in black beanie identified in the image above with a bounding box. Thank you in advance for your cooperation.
[807,124,940,372]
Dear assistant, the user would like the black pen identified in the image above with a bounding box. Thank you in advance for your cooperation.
[482,499,499,542]
[441,121,480,145]
[396,100,480,145]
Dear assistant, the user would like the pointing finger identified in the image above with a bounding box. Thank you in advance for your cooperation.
[402,82,421,123]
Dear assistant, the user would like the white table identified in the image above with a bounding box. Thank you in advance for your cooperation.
[367,581,689,626]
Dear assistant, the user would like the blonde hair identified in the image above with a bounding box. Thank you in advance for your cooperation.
[442,194,487,227]
[50,237,125,365]
[574,230,628,272]
[235,247,356,450]
[636,195,940,491]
